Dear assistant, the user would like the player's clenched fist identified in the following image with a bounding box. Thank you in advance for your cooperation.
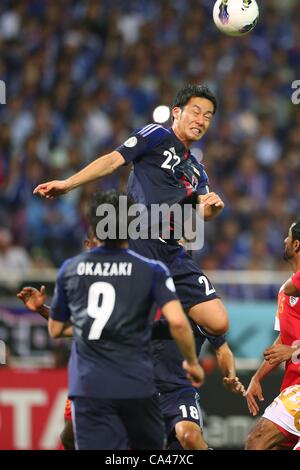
[223,376,246,395]
[183,360,205,388]
[17,285,46,311]
[200,192,224,209]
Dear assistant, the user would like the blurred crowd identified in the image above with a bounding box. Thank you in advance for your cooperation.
[0,0,299,275]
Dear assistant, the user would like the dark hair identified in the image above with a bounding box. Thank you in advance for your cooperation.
[291,220,300,241]
[87,190,134,247]
[172,84,217,114]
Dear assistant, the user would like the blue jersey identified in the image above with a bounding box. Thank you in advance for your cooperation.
[117,124,209,207]
[151,317,226,393]
[50,246,177,399]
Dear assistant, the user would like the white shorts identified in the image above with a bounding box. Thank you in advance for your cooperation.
[263,384,300,449]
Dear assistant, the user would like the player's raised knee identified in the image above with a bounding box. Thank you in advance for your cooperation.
[206,311,229,335]
[182,429,199,449]
[176,425,207,450]
[212,316,229,335]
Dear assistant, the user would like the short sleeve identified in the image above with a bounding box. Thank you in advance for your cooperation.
[50,260,72,322]
[195,161,210,195]
[116,124,167,164]
[207,334,226,350]
[274,290,282,332]
[152,262,178,308]
[274,315,280,331]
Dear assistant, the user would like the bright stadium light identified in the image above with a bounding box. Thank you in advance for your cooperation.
[153,105,170,124]
[191,147,204,162]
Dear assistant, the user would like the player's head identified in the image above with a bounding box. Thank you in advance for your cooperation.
[283,220,300,261]
[171,84,217,145]
[87,190,134,248]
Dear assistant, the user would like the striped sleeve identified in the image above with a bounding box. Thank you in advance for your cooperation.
[195,161,210,195]
[50,259,72,322]
[116,124,168,163]
[151,262,178,308]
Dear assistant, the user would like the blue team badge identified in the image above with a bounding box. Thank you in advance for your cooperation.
[290,296,299,307]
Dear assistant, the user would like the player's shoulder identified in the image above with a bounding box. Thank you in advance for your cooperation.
[135,123,170,138]
[126,249,170,275]
[279,276,300,309]
[292,270,300,283]
[190,153,204,166]
[190,154,207,173]
[58,252,89,277]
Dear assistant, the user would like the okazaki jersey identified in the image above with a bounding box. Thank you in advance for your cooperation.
[50,246,177,399]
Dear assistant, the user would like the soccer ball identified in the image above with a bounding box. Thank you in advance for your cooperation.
[213,0,259,37]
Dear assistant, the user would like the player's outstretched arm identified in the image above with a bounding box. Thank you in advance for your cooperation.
[33,151,125,198]
[214,342,245,395]
[17,285,50,320]
[161,299,205,387]
[245,335,282,416]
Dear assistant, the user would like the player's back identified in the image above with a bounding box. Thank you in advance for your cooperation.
[53,246,175,399]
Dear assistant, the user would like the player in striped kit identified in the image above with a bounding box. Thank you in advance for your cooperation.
[33,84,229,340]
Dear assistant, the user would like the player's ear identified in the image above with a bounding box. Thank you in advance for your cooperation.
[84,239,91,250]
[293,239,300,253]
[172,107,181,121]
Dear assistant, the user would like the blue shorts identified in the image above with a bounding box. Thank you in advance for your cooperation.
[129,239,219,310]
[158,387,203,441]
[72,395,165,450]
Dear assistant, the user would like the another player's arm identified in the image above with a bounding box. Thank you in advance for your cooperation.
[26,261,74,339]
[161,299,205,387]
[33,151,125,198]
[17,285,73,337]
[197,193,224,221]
[17,286,50,320]
[264,342,300,364]
[49,271,73,337]
[48,319,73,338]
[214,342,245,395]
[245,335,282,416]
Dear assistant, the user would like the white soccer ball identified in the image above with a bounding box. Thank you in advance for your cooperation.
[213,0,259,37]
